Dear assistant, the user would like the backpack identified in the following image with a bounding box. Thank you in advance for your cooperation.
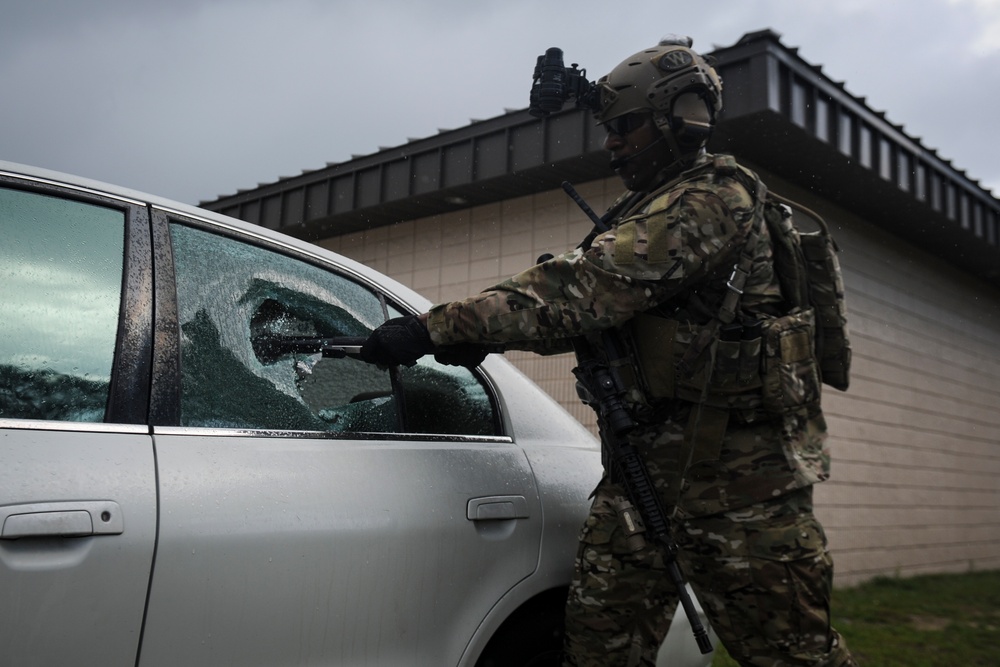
[763,192,852,391]
[614,156,852,410]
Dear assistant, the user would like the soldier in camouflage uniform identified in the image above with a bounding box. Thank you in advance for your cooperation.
[363,37,857,667]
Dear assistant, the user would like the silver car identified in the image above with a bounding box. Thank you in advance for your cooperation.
[0,161,713,666]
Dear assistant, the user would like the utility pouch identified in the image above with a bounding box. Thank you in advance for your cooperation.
[799,232,852,390]
[760,308,822,414]
[629,313,679,399]
[738,320,763,386]
[628,312,766,407]
[713,324,743,388]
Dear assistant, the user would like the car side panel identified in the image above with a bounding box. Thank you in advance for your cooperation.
[0,426,157,667]
[139,431,540,667]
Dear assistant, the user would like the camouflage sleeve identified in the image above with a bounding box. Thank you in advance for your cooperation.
[426,247,663,347]
[591,182,755,286]
[426,177,755,347]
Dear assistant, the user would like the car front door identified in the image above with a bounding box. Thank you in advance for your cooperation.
[137,214,541,666]
[0,178,158,666]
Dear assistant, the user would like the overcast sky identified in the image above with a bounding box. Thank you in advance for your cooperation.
[2,0,998,206]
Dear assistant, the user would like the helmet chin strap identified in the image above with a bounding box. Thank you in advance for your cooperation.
[608,135,668,171]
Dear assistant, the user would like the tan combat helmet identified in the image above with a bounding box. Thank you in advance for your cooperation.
[595,36,723,156]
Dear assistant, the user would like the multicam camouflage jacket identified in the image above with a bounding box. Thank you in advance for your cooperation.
[426,153,783,351]
[426,153,831,514]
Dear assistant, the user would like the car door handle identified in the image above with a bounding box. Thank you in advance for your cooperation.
[467,495,529,521]
[0,501,124,539]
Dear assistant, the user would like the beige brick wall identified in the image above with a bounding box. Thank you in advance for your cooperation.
[318,171,1000,587]
[755,168,1000,585]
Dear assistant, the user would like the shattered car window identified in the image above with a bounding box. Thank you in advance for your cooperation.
[170,223,499,437]
[170,224,394,432]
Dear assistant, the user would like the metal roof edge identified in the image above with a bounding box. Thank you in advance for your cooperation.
[200,29,1000,286]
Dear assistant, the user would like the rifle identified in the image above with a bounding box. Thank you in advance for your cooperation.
[563,182,714,655]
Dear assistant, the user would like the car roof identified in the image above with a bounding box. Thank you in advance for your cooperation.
[0,159,434,314]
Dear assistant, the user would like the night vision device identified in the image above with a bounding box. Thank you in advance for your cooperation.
[528,48,600,118]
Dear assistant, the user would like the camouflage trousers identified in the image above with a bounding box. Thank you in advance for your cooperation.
[562,483,857,667]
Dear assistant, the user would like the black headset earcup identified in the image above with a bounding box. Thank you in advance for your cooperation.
[671,92,714,149]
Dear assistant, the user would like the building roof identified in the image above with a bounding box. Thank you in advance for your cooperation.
[201,29,1000,288]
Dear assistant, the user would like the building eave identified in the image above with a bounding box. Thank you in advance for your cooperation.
[202,29,1000,287]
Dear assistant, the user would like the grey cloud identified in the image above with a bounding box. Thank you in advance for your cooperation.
[2,0,997,204]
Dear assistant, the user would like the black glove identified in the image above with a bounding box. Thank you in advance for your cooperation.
[361,315,434,367]
[433,343,490,368]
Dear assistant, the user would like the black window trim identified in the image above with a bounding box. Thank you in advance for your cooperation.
[106,201,154,425]
[150,425,514,444]
[148,208,181,426]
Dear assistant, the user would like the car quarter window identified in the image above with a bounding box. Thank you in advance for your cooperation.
[386,305,498,436]
[169,223,498,436]
[0,187,125,422]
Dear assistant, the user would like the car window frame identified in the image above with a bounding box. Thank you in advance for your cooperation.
[150,206,508,441]
[0,171,154,428]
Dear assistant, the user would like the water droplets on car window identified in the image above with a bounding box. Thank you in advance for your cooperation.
[170,224,394,432]
[0,187,124,422]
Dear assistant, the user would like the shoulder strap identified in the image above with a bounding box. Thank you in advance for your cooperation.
[676,160,766,377]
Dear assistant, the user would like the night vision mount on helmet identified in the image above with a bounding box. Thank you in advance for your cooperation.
[528,36,723,154]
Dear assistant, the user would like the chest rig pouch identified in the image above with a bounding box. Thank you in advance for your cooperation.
[626,307,821,417]
[617,157,824,472]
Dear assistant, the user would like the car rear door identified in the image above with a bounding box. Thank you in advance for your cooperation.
[137,212,541,666]
[0,175,157,666]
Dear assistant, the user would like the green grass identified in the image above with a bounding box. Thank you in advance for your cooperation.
[711,570,1000,666]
